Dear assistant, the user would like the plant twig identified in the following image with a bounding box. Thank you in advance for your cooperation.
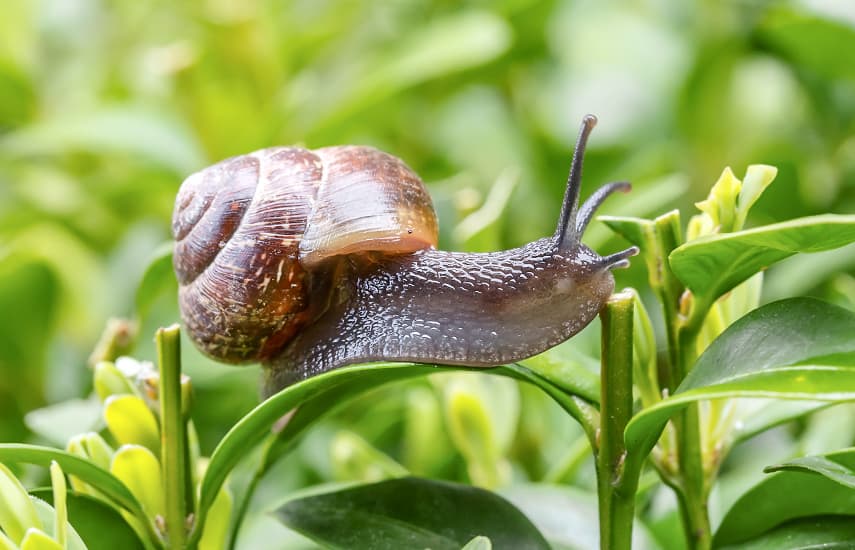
[596,290,638,550]
[157,325,187,549]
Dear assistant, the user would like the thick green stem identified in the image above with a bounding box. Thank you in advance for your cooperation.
[157,325,188,550]
[648,211,712,549]
[597,291,638,550]
[675,323,712,549]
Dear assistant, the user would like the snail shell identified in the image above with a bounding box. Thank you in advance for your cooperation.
[172,146,438,363]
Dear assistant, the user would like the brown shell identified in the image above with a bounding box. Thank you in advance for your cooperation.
[172,145,438,364]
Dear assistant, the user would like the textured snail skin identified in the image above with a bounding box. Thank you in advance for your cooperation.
[263,239,614,393]
[172,115,637,395]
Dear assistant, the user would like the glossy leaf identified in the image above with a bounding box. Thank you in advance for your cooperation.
[764,448,855,490]
[274,477,549,550]
[718,516,855,550]
[193,362,593,545]
[31,489,143,550]
[669,214,855,305]
[0,445,146,525]
[715,449,855,545]
[625,298,855,459]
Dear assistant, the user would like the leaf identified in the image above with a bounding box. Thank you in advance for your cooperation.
[274,477,549,550]
[19,528,62,550]
[31,490,143,550]
[198,484,232,550]
[103,395,160,455]
[29,497,88,550]
[669,214,855,306]
[110,445,164,521]
[462,536,492,550]
[720,515,855,549]
[625,298,855,460]
[764,448,855,490]
[0,462,42,544]
[517,351,599,404]
[134,243,174,320]
[0,445,147,526]
[715,448,855,545]
[193,362,593,545]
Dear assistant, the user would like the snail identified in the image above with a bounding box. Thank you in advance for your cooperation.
[172,115,637,395]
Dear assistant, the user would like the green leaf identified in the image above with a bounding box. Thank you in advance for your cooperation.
[461,536,492,550]
[103,395,160,455]
[110,445,164,521]
[0,445,147,528]
[717,516,855,550]
[669,214,855,306]
[715,449,855,545]
[764,448,855,490]
[625,298,855,460]
[518,351,599,404]
[599,216,654,252]
[198,484,232,550]
[18,528,62,550]
[29,497,88,550]
[193,362,593,545]
[31,490,143,550]
[0,462,42,544]
[134,244,174,320]
[274,477,549,550]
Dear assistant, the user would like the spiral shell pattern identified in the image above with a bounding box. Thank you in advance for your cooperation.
[172,145,438,363]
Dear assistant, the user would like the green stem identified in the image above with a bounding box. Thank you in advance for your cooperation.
[597,291,638,550]
[157,325,188,550]
[647,211,712,548]
[653,211,685,393]
[675,324,711,549]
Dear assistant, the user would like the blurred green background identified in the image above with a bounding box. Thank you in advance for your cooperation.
[1,0,855,546]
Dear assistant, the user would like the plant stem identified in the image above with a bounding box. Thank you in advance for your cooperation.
[675,325,712,549]
[157,325,188,550]
[597,291,638,550]
[652,211,685,392]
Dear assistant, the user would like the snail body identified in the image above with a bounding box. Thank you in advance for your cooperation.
[173,116,636,394]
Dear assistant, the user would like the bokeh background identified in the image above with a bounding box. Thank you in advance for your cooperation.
[2,0,855,547]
